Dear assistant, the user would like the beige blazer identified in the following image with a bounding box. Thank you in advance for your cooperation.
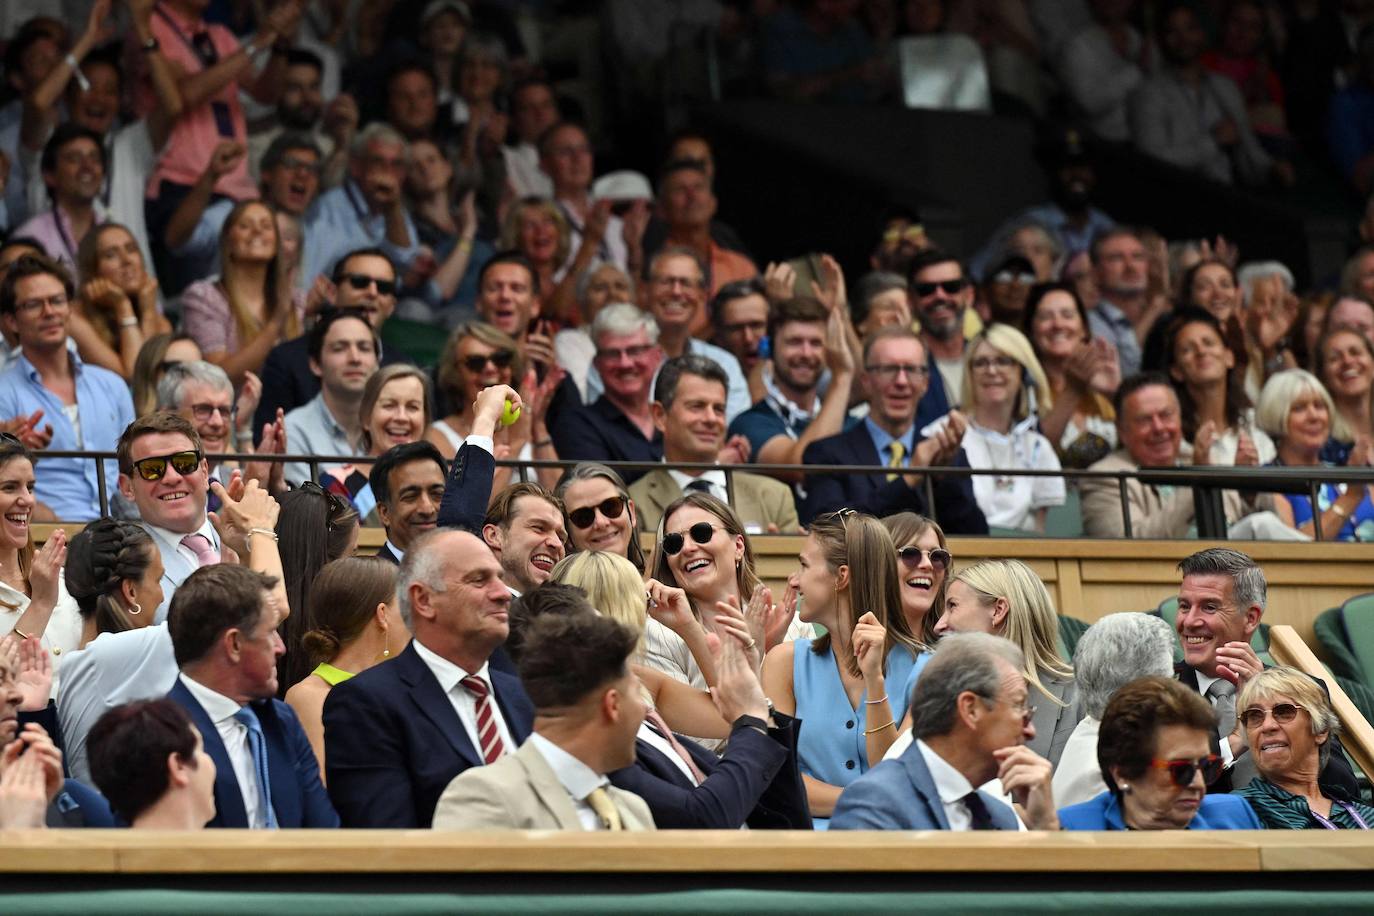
[431,740,656,831]
[1080,448,1252,539]
[630,468,800,533]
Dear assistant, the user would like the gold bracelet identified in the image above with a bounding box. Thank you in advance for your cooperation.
[12,627,31,640]
[863,719,896,735]
[863,694,889,705]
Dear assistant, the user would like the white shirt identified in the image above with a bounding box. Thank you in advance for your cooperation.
[411,638,516,761]
[885,733,1029,830]
[384,539,405,562]
[667,467,727,503]
[1194,668,1237,766]
[178,673,269,829]
[0,574,80,689]
[916,738,980,831]
[526,732,608,830]
[932,416,1065,532]
[1051,715,1106,807]
[503,142,554,199]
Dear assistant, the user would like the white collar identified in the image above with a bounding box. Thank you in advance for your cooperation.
[384,539,405,561]
[1194,668,1221,697]
[527,732,608,801]
[145,516,216,552]
[179,672,243,725]
[916,738,976,806]
[411,637,491,695]
[666,466,726,494]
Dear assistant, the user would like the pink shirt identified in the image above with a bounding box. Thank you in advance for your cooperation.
[138,3,256,200]
[181,279,306,355]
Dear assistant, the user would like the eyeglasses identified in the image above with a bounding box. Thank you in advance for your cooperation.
[883,224,926,245]
[661,521,718,556]
[596,344,655,362]
[1239,703,1306,730]
[912,278,966,298]
[865,363,930,381]
[278,156,321,176]
[651,275,703,290]
[461,350,515,373]
[342,273,397,296]
[970,355,1018,373]
[992,271,1037,285]
[988,695,1036,726]
[189,403,235,422]
[131,450,203,482]
[157,360,185,374]
[1149,754,1224,788]
[897,546,951,572]
[14,293,70,314]
[568,495,626,530]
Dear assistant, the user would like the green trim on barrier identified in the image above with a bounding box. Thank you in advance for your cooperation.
[11,889,1374,915]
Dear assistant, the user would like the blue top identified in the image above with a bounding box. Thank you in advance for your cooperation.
[0,349,134,520]
[1328,85,1374,184]
[1282,477,1374,541]
[1059,789,1263,831]
[301,179,421,290]
[793,638,926,829]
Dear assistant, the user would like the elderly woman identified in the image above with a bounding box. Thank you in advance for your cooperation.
[1059,676,1262,830]
[1052,613,1177,806]
[931,559,1079,763]
[1234,667,1374,829]
[555,265,634,399]
[1258,369,1374,541]
[925,323,1065,532]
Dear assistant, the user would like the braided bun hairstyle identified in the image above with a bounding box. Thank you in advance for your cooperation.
[65,519,156,636]
[301,557,397,669]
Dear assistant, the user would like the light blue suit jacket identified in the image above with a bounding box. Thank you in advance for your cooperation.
[830,740,1019,830]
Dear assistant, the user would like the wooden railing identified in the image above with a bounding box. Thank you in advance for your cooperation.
[1269,624,1374,780]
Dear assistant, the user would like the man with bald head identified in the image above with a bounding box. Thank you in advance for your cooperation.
[323,528,535,827]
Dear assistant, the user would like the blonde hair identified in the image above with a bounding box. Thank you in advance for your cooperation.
[1255,368,1348,442]
[359,364,433,454]
[436,321,525,411]
[1237,666,1340,768]
[961,323,1051,421]
[500,197,571,267]
[952,559,1072,703]
[550,550,647,654]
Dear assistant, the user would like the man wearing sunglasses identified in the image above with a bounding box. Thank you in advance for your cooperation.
[910,248,975,432]
[832,632,1059,831]
[117,412,217,622]
[629,354,798,534]
[253,247,403,433]
[801,326,987,533]
[0,253,135,520]
[282,309,379,485]
[1173,547,1359,797]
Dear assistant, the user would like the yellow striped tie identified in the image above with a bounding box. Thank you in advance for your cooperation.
[886,441,906,481]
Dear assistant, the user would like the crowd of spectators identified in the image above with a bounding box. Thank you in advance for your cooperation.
[0,0,1372,840]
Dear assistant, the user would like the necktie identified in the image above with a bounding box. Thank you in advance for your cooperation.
[180,532,220,567]
[1206,678,1238,741]
[685,479,713,494]
[644,707,707,785]
[962,791,995,830]
[585,785,622,830]
[232,706,277,829]
[460,675,507,764]
[886,441,906,481]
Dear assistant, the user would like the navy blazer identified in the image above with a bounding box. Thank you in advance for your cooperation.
[800,423,989,532]
[437,440,497,534]
[1175,662,1360,797]
[168,678,339,829]
[609,714,811,829]
[374,541,401,565]
[830,740,1018,830]
[1059,789,1262,830]
[322,641,535,828]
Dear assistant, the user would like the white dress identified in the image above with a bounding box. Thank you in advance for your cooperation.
[0,573,79,693]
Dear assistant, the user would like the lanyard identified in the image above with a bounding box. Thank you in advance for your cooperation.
[1311,802,1370,830]
[153,4,219,69]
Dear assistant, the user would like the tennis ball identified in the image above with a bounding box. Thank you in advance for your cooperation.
[500,400,521,426]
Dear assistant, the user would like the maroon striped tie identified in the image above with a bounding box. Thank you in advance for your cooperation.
[460,675,507,764]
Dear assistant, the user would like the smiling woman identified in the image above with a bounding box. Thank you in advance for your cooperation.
[70,222,171,380]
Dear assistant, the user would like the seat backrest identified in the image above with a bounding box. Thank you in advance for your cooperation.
[1057,614,1091,663]
[1339,593,1374,689]
[1314,606,1365,684]
[897,35,991,112]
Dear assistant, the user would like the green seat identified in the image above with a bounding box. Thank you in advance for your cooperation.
[1044,489,1084,538]
[380,317,445,368]
[988,525,1033,538]
[1151,595,1272,666]
[1314,606,1365,684]
[1338,593,1374,690]
[1057,614,1091,663]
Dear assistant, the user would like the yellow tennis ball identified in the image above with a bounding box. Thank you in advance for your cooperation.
[500,400,521,426]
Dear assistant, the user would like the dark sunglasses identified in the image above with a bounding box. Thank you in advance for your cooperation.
[0,432,23,448]
[1149,754,1224,788]
[1239,703,1305,730]
[132,450,202,482]
[912,278,967,298]
[342,273,397,296]
[295,480,351,522]
[568,496,626,530]
[898,546,951,572]
[461,350,515,373]
[661,521,718,556]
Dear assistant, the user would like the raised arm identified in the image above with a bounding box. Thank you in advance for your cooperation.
[20,0,112,152]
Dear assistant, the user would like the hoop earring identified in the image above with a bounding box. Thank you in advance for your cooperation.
[127,601,142,617]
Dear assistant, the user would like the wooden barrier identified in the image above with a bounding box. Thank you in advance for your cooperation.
[1269,624,1374,780]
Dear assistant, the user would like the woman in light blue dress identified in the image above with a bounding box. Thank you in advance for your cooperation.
[761,510,929,829]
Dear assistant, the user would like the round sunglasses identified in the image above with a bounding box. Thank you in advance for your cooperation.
[897,546,951,572]
[661,521,718,556]
[1148,754,1224,788]
[568,496,626,530]
[1239,702,1306,730]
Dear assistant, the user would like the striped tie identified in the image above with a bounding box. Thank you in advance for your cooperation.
[460,675,507,764]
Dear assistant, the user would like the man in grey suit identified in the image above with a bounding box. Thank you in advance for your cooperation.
[117,412,222,623]
[630,354,799,533]
[432,613,654,830]
[831,632,1059,831]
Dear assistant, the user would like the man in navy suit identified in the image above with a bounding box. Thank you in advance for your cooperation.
[831,632,1058,831]
[166,564,339,829]
[324,528,535,827]
[801,326,988,531]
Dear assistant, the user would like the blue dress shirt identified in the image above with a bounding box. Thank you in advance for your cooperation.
[862,416,917,471]
[300,179,421,288]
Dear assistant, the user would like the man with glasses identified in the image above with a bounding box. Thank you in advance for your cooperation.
[801,326,986,532]
[155,361,242,476]
[831,632,1059,830]
[710,278,770,380]
[1173,547,1358,796]
[0,253,134,520]
[282,309,379,485]
[246,50,347,186]
[116,412,219,622]
[253,248,401,432]
[909,248,976,431]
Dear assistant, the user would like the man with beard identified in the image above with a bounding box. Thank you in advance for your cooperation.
[728,297,854,484]
[13,125,106,274]
[909,249,974,431]
[246,50,352,187]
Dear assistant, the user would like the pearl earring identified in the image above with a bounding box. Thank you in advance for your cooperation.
[1119,783,1131,794]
